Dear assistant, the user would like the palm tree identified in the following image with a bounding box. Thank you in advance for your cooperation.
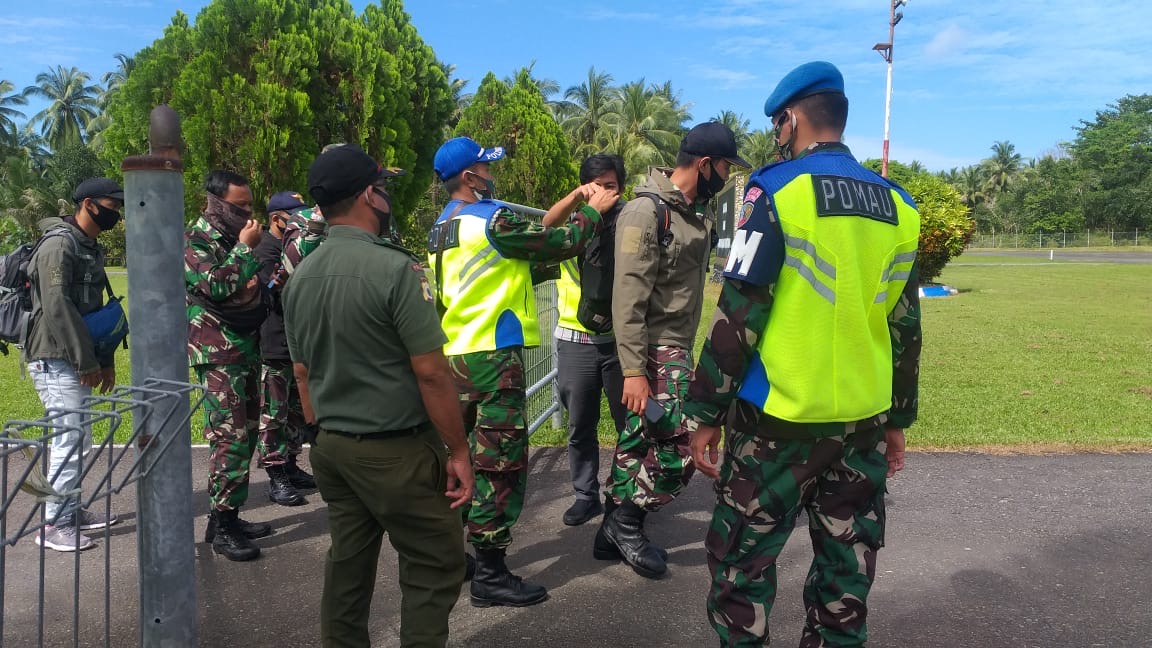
[958,165,986,209]
[713,110,750,148]
[559,67,615,158]
[440,62,471,131]
[0,80,27,137]
[100,53,135,102]
[744,128,778,169]
[504,61,560,109]
[984,140,1022,197]
[602,80,684,178]
[907,160,926,174]
[22,65,102,150]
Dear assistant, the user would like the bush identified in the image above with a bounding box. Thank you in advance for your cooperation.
[863,160,975,284]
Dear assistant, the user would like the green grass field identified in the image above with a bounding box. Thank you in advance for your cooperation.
[4,257,1151,452]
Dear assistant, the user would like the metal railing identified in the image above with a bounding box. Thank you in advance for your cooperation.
[498,200,563,437]
[0,379,204,647]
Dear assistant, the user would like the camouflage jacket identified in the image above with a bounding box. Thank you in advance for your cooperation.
[486,203,602,264]
[257,209,327,361]
[273,208,327,288]
[184,216,262,366]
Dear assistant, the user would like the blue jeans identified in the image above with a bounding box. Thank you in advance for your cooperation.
[28,359,93,524]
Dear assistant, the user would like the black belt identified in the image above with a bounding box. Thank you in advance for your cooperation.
[321,425,425,441]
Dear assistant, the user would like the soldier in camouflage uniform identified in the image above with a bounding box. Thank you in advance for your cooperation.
[254,190,330,507]
[598,123,749,579]
[186,170,272,562]
[428,136,616,608]
[684,62,922,647]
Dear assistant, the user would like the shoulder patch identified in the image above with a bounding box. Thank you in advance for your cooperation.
[736,202,754,228]
[744,186,763,204]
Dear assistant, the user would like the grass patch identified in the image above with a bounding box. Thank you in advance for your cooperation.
[8,263,1150,453]
[536,262,1152,453]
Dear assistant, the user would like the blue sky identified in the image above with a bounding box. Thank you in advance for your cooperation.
[1,0,1148,171]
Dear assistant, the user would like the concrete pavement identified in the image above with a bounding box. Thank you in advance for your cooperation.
[3,448,1150,647]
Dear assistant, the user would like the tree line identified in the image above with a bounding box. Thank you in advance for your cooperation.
[2,0,1144,276]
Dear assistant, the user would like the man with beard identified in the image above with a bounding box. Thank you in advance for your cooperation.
[185,170,270,562]
[25,178,126,552]
[596,123,749,579]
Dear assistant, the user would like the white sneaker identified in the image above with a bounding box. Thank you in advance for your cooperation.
[35,525,95,552]
[76,508,119,530]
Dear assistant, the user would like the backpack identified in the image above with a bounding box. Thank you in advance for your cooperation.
[0,228,129,356]
[0,242,37,354]
[576,193,673,334]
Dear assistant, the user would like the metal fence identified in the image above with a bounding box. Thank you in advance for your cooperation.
[0,379,203,647]
[525,280,562,436]
[969,230,1147,249]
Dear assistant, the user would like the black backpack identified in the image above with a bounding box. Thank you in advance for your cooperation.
[576,193,673,334]
[0,241,37,354]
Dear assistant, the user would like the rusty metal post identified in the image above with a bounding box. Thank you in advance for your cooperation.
[122,105,197,647]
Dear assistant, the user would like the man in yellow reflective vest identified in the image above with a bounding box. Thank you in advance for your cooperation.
[541,154,629,527]
[427,137,618,608]
[685,61,922,647]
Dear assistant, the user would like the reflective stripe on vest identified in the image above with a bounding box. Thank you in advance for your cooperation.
[737,168,920,423]
[429,201,540,355]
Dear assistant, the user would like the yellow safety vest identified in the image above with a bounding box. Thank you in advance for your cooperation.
[428,200,539,355]
[556,257,592,333]
[737,161,921,422]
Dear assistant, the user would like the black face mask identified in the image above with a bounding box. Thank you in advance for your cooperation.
[89,203,122,231]
[370,188,393,237]
[695,161,726,204]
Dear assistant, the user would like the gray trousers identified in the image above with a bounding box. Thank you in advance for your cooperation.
[556,339,627,501]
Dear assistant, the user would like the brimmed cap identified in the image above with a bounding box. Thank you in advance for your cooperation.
[307,144,402,207]
[73,178,124,203]
[680,122,751,168]
[433,136,505,181]
[763,61,845,120]
[267,191,308,213]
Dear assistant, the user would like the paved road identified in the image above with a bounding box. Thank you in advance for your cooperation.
[3,448,1150,647]
[963,249,1152,264]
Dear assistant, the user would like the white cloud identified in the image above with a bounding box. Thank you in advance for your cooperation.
[689,64,756,89]
[924,24,969,59]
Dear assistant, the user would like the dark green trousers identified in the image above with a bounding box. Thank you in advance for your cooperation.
[311,427,466,648]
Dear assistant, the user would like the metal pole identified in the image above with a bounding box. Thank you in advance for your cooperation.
[123,105,197,647]
[880,0,897,178]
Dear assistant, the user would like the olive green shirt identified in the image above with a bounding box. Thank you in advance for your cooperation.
[283,225,447,434]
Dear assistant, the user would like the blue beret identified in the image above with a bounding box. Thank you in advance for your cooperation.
[763,61,845,120]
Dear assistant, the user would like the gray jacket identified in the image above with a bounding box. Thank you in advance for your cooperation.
[611,168,714,376]
[23,217,113,374]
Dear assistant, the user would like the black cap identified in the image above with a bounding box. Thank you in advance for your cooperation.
[73,178,124,203]
[679,122,751,168]
[307,144,404,207]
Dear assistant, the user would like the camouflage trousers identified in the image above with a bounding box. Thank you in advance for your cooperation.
[257,360,305,468]
[449,348,528,550]
[706,404,888,647]
[606,345,696,511]
[193,363,268,512]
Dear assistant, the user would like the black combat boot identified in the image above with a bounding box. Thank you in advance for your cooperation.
[285,454,317,490]
[593,498,667,561]
[204,510,272,543]
[469,547,549,608]
[600,500,667,578]
[210,509,261,562]
[267,465,306,506]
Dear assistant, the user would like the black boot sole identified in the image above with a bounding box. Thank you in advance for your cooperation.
[269,493,307,507]
[593,529,668,562]
[469,592,549,608]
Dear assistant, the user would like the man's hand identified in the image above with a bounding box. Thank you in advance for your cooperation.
[885,427,906,478]
[587,185,620,215]
[444,451,474,509]
[621,375,651,416]
[79,370,102,389]
[97,367,116,394]
[239,219,262,248]
[691,423,723,480]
